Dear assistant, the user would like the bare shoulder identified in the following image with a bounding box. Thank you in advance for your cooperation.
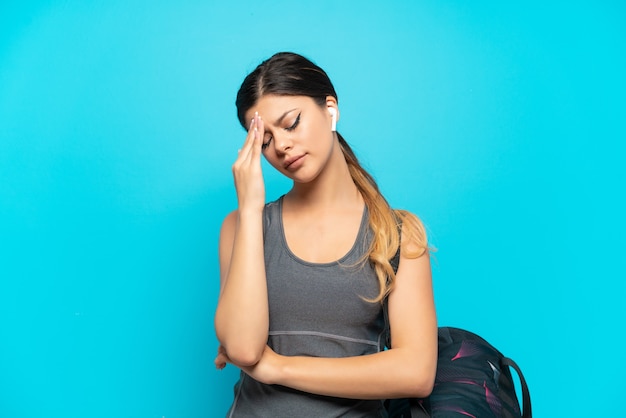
[394,209,429,258]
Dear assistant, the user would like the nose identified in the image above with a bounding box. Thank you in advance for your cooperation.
[273,133,293,154]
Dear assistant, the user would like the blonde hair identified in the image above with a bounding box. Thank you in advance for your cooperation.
[338,134,429,303]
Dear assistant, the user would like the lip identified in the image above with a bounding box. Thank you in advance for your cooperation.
[283,154,305,170]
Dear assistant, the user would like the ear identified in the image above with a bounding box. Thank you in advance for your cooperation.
[326,96,339,131]
[325,96,339,119]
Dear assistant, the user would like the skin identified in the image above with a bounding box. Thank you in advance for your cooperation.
[214,94,438,399]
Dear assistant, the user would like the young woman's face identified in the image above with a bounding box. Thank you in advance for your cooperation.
[245,94,339,183]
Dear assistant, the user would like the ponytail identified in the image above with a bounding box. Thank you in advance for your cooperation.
[337,133,429,303]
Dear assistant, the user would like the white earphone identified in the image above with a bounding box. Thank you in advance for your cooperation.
[328,107,337,131]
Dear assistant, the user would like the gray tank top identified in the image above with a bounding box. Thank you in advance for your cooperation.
[227,197,388,418]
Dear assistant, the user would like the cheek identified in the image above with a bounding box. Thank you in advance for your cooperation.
[262,151,282,170]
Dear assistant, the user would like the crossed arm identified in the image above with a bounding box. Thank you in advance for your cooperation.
[214,209,438,400]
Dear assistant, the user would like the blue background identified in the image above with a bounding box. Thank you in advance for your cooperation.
[1,1,624,417]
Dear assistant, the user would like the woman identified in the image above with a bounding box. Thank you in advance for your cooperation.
[214,52,437,417]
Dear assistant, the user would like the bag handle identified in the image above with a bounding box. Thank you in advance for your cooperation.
[502,357,532,418]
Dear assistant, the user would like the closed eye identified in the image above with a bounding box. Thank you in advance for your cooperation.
[261,135,272,150]
[262,112,300,150]
[285,113,301,131]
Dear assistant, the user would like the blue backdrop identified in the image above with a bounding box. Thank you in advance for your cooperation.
[1,1,624,417]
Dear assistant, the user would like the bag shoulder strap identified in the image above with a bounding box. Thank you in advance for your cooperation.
[502,356,532,418]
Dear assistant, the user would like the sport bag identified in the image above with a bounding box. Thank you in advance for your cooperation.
[385,248,531,417]
[385,326,532,418]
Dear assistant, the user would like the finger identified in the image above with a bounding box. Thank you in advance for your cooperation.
[233,116,256,167]
[237,115,257,161]
[214,355,227,370]
[239,112,263,166]
[251,115,264,160]
[216,346,231,362]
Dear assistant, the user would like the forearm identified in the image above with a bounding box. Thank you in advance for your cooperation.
[273,348,435,399]
[215,210,269,364]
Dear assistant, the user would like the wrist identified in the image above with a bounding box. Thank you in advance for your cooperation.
[237,206,264,219]
[271,352,288,386]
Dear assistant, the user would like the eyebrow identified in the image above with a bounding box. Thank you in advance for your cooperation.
[273,108,299,125]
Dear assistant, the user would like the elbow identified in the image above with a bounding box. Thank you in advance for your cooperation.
[216,330,265,366]
[402,364,436,398]
[214,320,266,367]
[215,325,264,366]
[402,375,434,399]
[405,345,437,398]
[220,343,264,367]
[411,375,435,398]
